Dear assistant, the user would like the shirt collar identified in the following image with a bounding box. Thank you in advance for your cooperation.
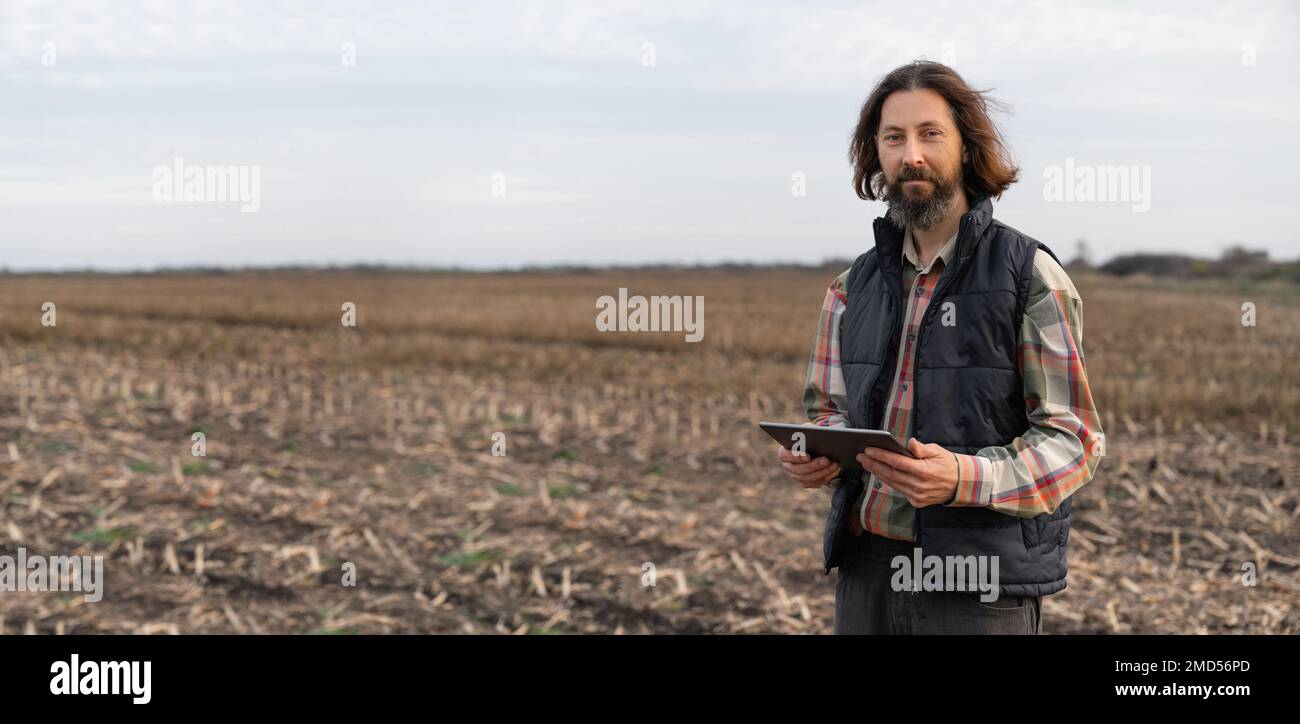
[902,226,960,273]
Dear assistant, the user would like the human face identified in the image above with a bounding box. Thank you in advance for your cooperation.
[876,88,967,228]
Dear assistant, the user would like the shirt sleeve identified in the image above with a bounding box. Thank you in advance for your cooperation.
[802,268,852,490]
[946,249,1105,516]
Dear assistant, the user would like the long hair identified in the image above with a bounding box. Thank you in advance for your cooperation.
[849,60,1019,201]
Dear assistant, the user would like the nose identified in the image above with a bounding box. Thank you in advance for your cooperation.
[901,137,925,170]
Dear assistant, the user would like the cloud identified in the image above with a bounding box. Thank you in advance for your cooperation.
[0,0,1296,269]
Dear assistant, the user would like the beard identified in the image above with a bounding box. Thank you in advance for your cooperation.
[882,163,963,230]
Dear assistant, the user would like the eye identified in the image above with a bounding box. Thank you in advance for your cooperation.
[924,129,943,138]
[883,133,902,143]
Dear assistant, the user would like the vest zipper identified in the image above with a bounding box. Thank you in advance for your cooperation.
[909,210,981,540]
[912,210,982,426]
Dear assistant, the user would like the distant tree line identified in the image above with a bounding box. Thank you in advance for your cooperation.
[1,245,1296,281]
[1067,240,1300,283]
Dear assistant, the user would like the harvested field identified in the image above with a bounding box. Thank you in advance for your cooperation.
[0,270,1296,634]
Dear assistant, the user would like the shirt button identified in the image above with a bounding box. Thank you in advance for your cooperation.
[907,332,916,342]
[915,285,924,296]
[874,481,883,489]
[900,382,908,391]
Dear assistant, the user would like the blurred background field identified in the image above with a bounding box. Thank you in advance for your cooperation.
[0,268,1296,634]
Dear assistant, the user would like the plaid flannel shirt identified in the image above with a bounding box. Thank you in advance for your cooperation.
[802,226,1104,541]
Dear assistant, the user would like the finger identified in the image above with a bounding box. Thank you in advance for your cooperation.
[799,465,840,487]
[792,466,840,486]
[785,456,832,475]
[887,474,936,504]
[778,445,811,463]
[859,454,919,489]
[798,460,840,480]
[865,447,923,475]
[906,437,928,458]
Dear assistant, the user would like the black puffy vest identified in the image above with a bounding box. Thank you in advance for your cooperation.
[822,195,1073,597]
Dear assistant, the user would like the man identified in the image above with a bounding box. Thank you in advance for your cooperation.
[776,61,1104,634]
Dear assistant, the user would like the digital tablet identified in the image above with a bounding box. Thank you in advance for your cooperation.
[758,421,913,470]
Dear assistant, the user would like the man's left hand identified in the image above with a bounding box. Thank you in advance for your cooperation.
[857,438,959,508]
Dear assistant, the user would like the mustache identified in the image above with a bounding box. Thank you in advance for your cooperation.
[896,167,932,183]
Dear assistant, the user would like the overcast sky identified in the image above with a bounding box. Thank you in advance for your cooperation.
[2,0,1297,270]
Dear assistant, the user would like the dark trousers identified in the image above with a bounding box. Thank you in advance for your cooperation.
[833,531,1042,635]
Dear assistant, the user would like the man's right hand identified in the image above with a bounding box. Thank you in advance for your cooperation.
[777,445,841,489]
